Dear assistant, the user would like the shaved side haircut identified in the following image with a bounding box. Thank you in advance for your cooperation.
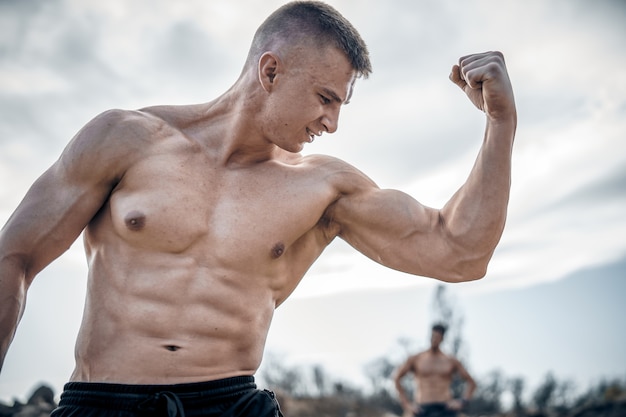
[245,1,372,78]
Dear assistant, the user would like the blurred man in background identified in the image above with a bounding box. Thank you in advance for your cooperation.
[394,324,476,417]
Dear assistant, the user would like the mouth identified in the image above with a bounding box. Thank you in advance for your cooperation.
[306,128,322,143]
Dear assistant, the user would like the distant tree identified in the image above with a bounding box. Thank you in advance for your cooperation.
[572,377,626,409]
[332,381,362,398]
[396,336,418,356]
[508,376,526,414]
[603,378,625,401]
[568,377,626,417]
[553,378,576,412]
[312,364,330,396]
[430,284,468,398]
[364,356,395,395]
[471,370,505,414]
[260,352,307,397]
[533,372,558,412]
[530,372,576,414]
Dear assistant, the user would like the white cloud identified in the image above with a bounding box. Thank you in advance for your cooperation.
[0,66,71,95]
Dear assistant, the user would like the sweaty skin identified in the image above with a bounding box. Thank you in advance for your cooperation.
[0,42,516,385]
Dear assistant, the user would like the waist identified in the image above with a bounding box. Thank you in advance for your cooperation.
[72,330,266,382]
[59,376,256,410]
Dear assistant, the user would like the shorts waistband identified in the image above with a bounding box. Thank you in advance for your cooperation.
[59,376,257,412]
[63,375,255,395]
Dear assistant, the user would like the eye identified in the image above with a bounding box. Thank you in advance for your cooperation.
[319,94,331,105]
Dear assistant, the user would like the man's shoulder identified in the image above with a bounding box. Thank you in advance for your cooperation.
[93,107,153,123]
[87,107,161,136]
[415,350,429,359]
[62,108,179,172]
[83,107,183,148]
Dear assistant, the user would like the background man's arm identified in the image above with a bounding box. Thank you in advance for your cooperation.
[393,356,419,413]
[457,360,476,401]
[329,52,516,282]
[449,358,476,411]
[0,109,140,371]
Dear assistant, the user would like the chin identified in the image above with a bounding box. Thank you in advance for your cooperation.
[279,142,304,154]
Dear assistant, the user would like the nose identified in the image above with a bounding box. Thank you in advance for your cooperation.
[321,108,340,134]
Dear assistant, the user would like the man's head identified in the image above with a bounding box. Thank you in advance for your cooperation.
[243,2,372,153]
[245,1,372,79]
[430,323,446,349]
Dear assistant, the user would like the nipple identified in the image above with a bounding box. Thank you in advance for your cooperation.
[271,242,285,259]
[124,211,146,231]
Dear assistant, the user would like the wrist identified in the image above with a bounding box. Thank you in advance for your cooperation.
[487,111,517,130]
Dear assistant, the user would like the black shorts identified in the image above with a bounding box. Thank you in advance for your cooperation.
[415,403,458,417]
[50,376,283,417]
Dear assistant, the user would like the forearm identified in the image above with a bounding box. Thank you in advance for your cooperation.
[0,255,28,372]
[440,115,516,272]
[394,379,412,409]
[463,377,477,400]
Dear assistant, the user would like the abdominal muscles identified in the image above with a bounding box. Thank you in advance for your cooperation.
[71,251,276,384]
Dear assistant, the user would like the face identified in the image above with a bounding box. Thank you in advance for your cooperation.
[431,330,444,348]
[261,45,357,153]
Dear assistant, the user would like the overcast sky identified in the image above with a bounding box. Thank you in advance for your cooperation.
[1,0,625,404]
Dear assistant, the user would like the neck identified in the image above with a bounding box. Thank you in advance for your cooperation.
[197,76,280,166]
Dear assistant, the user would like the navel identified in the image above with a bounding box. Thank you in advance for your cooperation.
[164,345,181,352]
[124,210,146,231]
[271,242,285,259]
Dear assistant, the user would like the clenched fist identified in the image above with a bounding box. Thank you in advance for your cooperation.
[450,51,516,123]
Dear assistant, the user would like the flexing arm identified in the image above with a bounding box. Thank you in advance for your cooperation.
[0,109,142,371]
[331,51,516,282]
[441,51,516,277]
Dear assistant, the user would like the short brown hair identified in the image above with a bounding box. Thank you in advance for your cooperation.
[432,323,447,336]
[246,1,372,78]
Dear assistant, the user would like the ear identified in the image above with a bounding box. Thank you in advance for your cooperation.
[258,52,280,92]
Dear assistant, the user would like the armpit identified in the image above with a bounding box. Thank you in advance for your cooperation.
[318,209,341,243]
